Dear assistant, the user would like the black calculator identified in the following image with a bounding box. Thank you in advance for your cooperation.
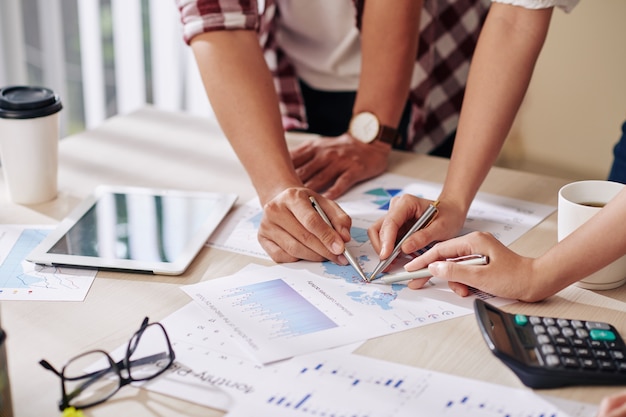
[474,298,626,389]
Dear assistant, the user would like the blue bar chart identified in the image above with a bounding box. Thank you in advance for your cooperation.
[226,351,597,417]
[222,279,338,339]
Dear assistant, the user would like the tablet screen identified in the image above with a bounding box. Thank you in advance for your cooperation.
[27,186,238,275]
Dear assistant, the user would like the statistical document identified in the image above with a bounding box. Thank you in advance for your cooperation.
[182,264,514,364]
[0,225,96,301]
[226,350,597,417]
[142,303,596,417]
[207,173,556,260]
[142,301,360,410]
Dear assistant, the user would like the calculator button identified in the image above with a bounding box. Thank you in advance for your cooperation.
[558,346,575,356]
[617,362,626,372]
[537,335,551,345]
[576,328,589,339]
[561,327,575,338]
[571,320,584,328]
[571,338,587,347]
[576,348,592,358]
[541,344,556,355]
[562,357,580,368]
[553,336,569,346]
[543,317,556,326]
[593,350,610,360]
[590,329,616,342]
[547,326,561,336]
[580,358,598,369]
[586,321,611,331]
[557,319,570,327]
[544,354,560,367]
[599,360,616,371]
[514,314,528,326]
[533,325,546,335]
[589,340,603,349]
[611,351,625,360]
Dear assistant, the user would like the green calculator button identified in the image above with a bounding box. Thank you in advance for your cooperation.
[589,329,616,342]
[514,314,529,326]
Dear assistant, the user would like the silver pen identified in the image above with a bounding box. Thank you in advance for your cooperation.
[368,200,439,281]
[309,196,367,282]
[376,254,489,285]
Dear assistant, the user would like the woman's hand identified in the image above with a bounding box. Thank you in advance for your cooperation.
[368,194,466,270]
[597,391,626,417]
[403,231,549,302]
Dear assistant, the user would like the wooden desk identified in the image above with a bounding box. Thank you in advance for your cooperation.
[2,107,624,416]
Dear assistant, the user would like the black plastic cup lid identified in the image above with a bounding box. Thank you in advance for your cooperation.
[0,85,63,119]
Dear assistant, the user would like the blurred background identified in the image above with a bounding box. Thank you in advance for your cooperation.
[497,0,626,181]
[0,0,212,137]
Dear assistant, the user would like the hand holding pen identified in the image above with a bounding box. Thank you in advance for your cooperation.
[309,196,368,281]
[374,254,489,284]
[368,200,439,281]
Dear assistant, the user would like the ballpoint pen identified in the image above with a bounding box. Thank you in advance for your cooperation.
[309,196,368,282]
[375,254,489,285]
[368,200,440,281]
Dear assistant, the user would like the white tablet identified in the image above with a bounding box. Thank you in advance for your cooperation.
[27,185,238,275]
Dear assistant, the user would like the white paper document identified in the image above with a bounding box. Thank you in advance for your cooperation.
[142,301,361,410]
[208,174,556,260]
[142,304,596,417]
[0,225,96,301]
[144,173,587,416]
[182,263,514,364]
[225,350,597,417]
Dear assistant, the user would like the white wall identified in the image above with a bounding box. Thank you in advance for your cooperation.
[496,0,626,180]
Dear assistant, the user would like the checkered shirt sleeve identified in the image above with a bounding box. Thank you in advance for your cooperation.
[176,0,491,152]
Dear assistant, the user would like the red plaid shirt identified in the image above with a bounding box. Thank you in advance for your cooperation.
[176,0,490,152]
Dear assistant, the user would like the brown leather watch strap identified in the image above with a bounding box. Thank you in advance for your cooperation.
[377,125,398,146]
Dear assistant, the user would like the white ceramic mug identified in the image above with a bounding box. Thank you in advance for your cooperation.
[558,180,626,290]
[0,86,62,204]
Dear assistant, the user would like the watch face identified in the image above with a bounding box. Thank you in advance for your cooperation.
[349,112,380,143]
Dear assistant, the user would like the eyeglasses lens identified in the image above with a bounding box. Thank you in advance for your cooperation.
[126,323,173,381]
[63,351,120,409]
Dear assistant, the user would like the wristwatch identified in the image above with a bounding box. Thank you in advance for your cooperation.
[348,111,398,145]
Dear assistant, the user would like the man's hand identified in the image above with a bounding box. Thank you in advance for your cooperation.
[290,133,391,200]
[258,187,353,263]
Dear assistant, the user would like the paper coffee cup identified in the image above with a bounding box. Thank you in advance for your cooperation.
[558,180,626,290]
[0,85,62,204]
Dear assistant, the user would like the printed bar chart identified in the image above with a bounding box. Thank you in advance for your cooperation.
[222,279,338,339]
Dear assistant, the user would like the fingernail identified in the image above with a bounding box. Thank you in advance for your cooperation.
[331,242,343,255]
[429,262,443,276]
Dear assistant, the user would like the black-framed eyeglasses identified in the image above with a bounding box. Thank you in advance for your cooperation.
[39,317,175,411]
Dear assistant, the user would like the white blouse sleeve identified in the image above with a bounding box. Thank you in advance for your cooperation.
[491,0,580,13]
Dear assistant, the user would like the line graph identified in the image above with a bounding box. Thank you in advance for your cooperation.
[0,226,96,301]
